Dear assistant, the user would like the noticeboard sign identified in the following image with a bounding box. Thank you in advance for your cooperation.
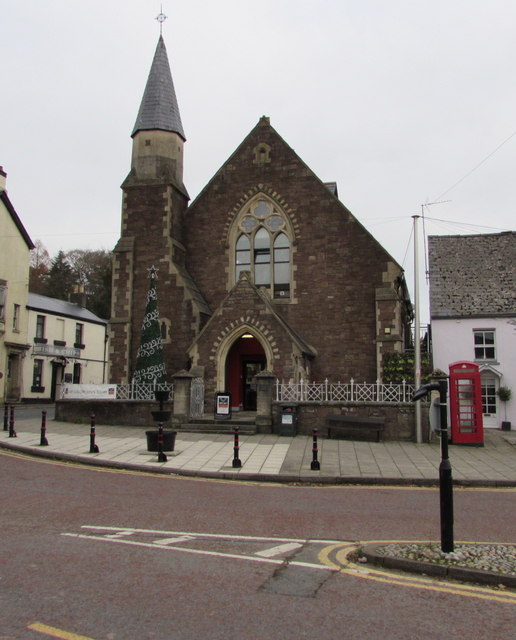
[215,392,231,419]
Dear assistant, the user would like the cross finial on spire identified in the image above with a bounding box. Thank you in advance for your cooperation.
[156,5,167,36]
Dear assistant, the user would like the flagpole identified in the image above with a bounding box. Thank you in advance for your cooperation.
[413,213,422,443]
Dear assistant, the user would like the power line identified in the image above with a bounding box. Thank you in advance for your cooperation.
[433,130,516,201]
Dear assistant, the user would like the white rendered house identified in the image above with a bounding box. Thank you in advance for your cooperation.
[23,293,108,401]
[429,232,515,428]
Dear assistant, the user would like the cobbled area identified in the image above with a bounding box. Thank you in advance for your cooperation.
[377,543,516,576]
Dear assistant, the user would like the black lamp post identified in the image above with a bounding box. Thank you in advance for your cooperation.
[413,379,454,553]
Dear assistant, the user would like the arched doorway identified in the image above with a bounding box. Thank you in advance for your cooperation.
[226,334,266,411]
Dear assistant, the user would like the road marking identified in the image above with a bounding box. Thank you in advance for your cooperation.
[153,535,194,545]
[318,541,516,605]
[256,542,303,557]
[27,622,98,640]
[79,525,342,545]
[61,526,339,570]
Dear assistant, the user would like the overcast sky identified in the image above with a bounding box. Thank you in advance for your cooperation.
[2,1,515,323]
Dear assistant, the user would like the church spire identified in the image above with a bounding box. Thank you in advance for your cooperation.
[129,34,186,189]
[132,35,185,141]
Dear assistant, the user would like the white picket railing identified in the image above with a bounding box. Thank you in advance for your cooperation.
[115,382,173,401]
[276,379,415,403]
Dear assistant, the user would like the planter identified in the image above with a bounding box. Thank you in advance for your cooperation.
[151,410,171,423]
[145,430,177,452]
[501,421,512,431]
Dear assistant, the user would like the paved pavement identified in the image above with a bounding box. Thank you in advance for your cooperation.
[1,407,515,485]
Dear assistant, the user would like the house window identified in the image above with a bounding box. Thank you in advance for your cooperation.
[474,330,496,361]
[234,199,291,298]
[35,315,46,341]
[0,281,7,322]
[75,323,84,348]
[13,304,20,331]
[73,362,81,384]
[32,359,44,390]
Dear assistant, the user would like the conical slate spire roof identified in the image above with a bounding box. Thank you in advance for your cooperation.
[132,36,185,140]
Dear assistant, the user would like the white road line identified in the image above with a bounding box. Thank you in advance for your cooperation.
[153,536,194,545]
[79,525,343,545]
[255,542,303,557]
[61,533,335,571]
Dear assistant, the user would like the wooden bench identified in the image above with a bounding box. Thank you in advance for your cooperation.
[325,414,385,442]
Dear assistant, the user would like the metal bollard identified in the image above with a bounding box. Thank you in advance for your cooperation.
[89,414,99,453]
[8,405,16,438]
[40,410,49,446]
[310,428,320,470]
[232,426,242,468]
[3,404,8,431]
[157,422,167,463]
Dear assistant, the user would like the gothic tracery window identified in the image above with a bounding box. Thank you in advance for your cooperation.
[234,198,291,298]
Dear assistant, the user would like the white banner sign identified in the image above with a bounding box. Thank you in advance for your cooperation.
[62,384,117,400]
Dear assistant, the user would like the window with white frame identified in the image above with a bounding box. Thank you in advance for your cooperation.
[75,323,84,347]
[234,198,292,298]
[474,329,496,361]
[13,304,20,331]
[32,359,44,388]
[35,314,46,342]
[0,280,7,322]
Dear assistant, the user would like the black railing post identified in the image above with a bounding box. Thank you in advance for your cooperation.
[157,422,167,462]
[89,414,99,453]
[40,410,49,446]
[310,428,320,470]
[232,426,242,468]
[3,404,8,431]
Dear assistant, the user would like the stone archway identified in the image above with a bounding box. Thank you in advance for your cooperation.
[215,325,274,410]
[226,334,266,410]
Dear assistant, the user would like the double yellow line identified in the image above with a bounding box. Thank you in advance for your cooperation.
[318,541,516,604]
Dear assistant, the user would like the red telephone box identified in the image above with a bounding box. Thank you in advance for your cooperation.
[449,362,484,445]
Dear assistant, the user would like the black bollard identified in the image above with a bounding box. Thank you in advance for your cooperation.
[8,405,16,438]
[310,428,320,470]
[40,410,49,446]
[89,414,99,453]
[3,404,8,431]
[232,426,242,468]
[157,422,167,463]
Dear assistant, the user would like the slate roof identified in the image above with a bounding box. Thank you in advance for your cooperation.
[131,36,185,140]
[428,232,516,318]
[27,293,107,325]
[1,190,34,250]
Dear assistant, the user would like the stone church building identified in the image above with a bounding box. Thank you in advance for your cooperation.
[109,36,412,414]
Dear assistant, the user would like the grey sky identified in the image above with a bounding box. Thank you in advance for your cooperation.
[2,1,515,323]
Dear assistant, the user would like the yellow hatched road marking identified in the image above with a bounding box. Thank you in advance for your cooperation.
[318,541,516,605]
[27,622,98,640]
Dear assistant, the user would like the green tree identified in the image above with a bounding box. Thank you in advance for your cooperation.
[66,249,112,319]
[29,240,51,294]
[45,250,75,301]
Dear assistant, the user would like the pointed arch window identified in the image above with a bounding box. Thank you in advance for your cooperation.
[234,199,291,298]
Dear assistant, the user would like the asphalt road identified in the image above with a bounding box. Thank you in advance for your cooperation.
[1,450,515,640]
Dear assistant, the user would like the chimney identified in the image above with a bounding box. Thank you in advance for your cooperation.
[0,166,6,192]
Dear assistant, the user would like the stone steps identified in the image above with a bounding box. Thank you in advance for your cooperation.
[178,415,257,435]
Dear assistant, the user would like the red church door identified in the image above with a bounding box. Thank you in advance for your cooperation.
[226,335,266,411]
